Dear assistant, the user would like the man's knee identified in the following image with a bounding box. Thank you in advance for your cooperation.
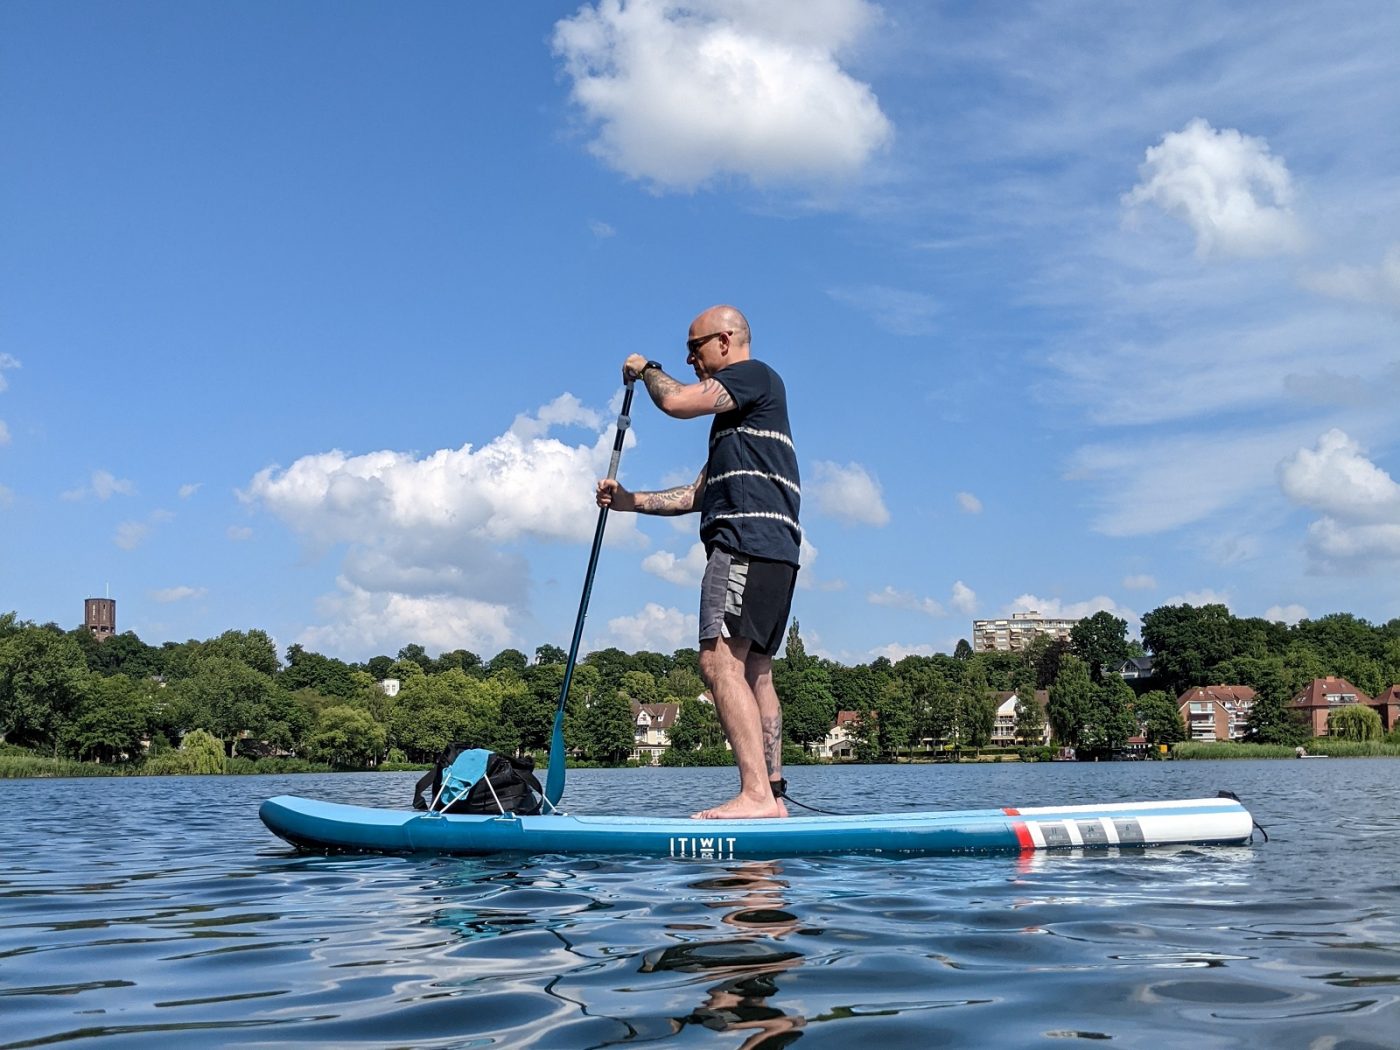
[699,636,751,686]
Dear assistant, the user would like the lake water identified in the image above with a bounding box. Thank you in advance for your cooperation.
[2,760,1397,1049]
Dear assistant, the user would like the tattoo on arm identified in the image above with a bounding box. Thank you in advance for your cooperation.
[701,378,734,412]
[762,713,783,779]
[634,482,699,515]
[643,368,684,402]
[634,466,706,516]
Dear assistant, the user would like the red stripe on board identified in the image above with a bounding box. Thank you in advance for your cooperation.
[1003,807,1034,850]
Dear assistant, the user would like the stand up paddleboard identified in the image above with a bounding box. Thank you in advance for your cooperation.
[259,794,1254,859]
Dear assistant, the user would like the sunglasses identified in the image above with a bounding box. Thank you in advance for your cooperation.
[685,330,731,357]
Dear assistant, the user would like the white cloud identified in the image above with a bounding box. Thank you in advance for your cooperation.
[1264,603,1307,625]
[1303,245,1400,308]
[828,285,939,336]
[0,420,9,447]
[227,525,253,541]
[808,460,889,526]
[151,586,207,603]
[552,0,892,191]
[243,394,649,649]
[1278,429,1400,521]
[63,469,136,502]
[955,491,982,514]
[589,219,616,238]
[1160,589,1232,609]
[114,521,150,550]
[868,585,944,617]
[1123,118,1303,259]
[0,352,18,393]
[1277,429,1400,570]
[867,642,936,662]
[642,542,708,585]
[178,483,202,499]
[1122,574,1157,591]
[950,580,976,615]
[298,580,520,659]
[600,601,696,652]
[1004,593,1137,623]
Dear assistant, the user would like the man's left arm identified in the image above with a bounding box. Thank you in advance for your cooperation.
[624,355,734,419]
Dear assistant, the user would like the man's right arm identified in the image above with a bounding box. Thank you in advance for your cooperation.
[597,467,706,516]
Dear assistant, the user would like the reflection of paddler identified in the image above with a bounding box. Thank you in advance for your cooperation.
[642,862,806,1047]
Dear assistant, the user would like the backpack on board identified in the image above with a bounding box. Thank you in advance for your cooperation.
[412,745,545,816]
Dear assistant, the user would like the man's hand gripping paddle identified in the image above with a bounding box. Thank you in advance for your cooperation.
[544,378,635,809]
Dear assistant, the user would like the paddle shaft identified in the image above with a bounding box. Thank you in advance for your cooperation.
[545,379,635,806]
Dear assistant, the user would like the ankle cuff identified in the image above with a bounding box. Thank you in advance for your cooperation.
[770,778,787,799]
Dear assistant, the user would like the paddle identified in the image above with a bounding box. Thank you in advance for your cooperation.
[544,378,635,809]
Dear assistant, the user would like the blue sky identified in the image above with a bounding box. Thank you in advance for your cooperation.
[3,1,1399,664]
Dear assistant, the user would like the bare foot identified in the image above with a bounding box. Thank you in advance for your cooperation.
[692,793,788,820]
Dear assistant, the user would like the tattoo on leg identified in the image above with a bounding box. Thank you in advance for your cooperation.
[762,713,782,777]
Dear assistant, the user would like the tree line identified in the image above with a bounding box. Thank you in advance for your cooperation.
[2,603,1397,770]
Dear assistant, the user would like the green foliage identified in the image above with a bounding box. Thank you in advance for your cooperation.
[203,629,281,676]
[667,696,724,751]
[180,729,228,774]
[577,691,635,764]
[1047,655,1093,748]
[305,705,387,768]
[1071,611,1130,680]
[0,623,89,752]
[1328,703,1383,741]
[1014,691,1047,746]
[619,670,659,704]
[1133,689,1186,745]
[776,662,836,750]
[388,669,519,761]
[1082,676,1138,754]
[1140,603,1242,695]
[486,648,529,679]
[953,638,972,660]
[282,644,359,699]
[64,673,155,762]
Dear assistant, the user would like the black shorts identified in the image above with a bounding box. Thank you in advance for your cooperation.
[698,548,797,657]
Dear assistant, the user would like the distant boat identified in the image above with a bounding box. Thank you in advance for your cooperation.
[1295,746,1328,759]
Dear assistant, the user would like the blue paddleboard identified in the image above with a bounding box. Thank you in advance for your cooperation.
[259,795,1253,859]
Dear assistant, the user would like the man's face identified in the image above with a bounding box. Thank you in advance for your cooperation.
[685,325,728,380]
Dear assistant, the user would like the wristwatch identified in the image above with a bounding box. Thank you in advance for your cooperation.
[640,360,663,376]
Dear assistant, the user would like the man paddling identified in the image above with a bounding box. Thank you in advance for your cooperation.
[595,305,801,819]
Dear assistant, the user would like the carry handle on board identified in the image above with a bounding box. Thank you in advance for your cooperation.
[545,378,635,809]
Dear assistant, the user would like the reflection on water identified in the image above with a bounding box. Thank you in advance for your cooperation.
[1,761,1398,1047]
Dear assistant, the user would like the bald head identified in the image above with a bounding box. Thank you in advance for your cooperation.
[691,305,751,349]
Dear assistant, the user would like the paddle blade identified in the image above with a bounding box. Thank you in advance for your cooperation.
[544,707,567,806]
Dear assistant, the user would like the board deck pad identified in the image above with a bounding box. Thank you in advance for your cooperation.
[259,795,1253,859]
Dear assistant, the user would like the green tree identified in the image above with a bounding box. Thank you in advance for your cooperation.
[487,648,529,679]
[953,638,973,661]
[0,623,89,752]
[1245,663,1309,745]
[534,644,567,666]
[781,620,812,670]
[1082,676,1138,754]
[282,644,359,699]
[618,670,660,704]
[667,696,724,751]
[1133,689,1186,745]
[305,705,387,768]
[661,666,705,701]
[779,663,836,752]
[180,728,229,773]
[1047,655,1093,749]
[203,628,281,676]
[1070,611,1130,681]
[397,643,435,673]
[1328,704,1382,741]
[65,673,155,762]
[579,692,636,763]
[582,647,633,700]
[876,679,915,756]
[1140,603,1240,696]
[1014,690,1047,746]
[437,649,484,675]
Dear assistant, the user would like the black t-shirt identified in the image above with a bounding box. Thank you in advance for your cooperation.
[701,359,802,566]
